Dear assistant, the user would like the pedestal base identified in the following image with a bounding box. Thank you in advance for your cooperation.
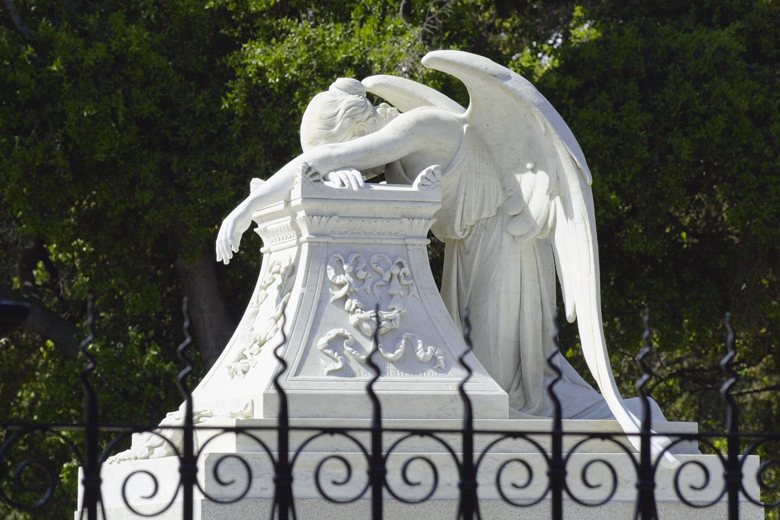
[83,419,764,520]
[82,497,764,520]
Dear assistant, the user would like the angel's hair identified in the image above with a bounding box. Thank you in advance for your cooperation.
[300,78,375,152]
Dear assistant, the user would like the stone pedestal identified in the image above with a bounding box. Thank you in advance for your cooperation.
[83,175,762,519]
[190,171,507,422]
[86,418,762,519]
[83,498,764,520]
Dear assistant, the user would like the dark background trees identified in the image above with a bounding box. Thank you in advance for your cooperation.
[539,0,780,434]
[1,0,778,517]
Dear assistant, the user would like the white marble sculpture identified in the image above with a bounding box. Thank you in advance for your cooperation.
[216,50,667,454]
[88,51,773,520]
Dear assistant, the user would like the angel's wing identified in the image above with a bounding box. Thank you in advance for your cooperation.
[421,50,675,464]
[362,75,465,114]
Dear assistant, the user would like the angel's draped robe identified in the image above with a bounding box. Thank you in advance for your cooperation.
[431,124,617,419]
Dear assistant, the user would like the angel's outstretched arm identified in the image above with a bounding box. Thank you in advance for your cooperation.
[215,111,437,264]
[215,159,295,264]
[216,158,375,263]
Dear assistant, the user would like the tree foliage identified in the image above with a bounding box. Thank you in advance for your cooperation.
[1,0,779,517]
[538,0,780,435]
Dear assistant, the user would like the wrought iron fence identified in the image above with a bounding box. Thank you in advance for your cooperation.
[1,298,778,520]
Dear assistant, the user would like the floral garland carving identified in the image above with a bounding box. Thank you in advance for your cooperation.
[228,255,295,378]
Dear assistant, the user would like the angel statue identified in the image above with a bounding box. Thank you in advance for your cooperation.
[216,50,671,458]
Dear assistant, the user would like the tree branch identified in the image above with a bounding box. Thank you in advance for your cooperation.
[0,294,82,357]
[1,0,34,42]
[734,386,780,397]
[5,237,82,356]
[19,295,82,356]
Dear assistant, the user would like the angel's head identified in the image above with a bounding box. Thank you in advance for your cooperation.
[300,78,398,152]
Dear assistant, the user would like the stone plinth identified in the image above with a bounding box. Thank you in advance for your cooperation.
[189,171,507,422]
[85,173,763,519]
[85,419,762,520]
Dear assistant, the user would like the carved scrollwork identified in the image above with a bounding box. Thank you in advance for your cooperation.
[378,333,445,370]
[108,409,205,463]
[321,251,445,374]
[411,165,442,191]
[318,328,446,373]
[345,302,379,337]
[370,254,419,310]
[318,328,373,374]
[327,252,419,318]
[373,309,404,336]
[107,402,253,464]
[259,220,298,246]
[327,253,372,305]
[326,253,411,338]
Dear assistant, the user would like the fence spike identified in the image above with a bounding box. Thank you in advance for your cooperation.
[365,304,385,520]
[175,297,196,520]
[634,308,658,520]
[271,309,295,520]
[720,312,741,520]
[457,309,479,520]
[546,310,564,520]
[79,294,102,520]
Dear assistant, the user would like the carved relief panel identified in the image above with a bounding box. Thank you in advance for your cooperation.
[315,250,447,378]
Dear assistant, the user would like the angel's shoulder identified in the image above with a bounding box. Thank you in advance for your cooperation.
[400,105,462,122]
[386,107,463,142]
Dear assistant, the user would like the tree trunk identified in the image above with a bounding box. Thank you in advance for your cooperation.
[175,251,235,366]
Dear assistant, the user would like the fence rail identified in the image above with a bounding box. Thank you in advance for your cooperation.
[1,299,778,520]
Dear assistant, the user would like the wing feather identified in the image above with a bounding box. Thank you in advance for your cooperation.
[362,75,465,114]
[422,50,676,465]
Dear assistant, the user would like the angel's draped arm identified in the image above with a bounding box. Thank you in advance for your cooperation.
[305,113,431,172]
[215,113,427,264]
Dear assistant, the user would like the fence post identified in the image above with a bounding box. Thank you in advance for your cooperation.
[79,295,102,520]
[365,305,386,520]
[271,312,295,520]
[457,310,478,520]
[635,309,658,520]
[176,298,196,520]
[547,313,565,520]
[720,312,741,520]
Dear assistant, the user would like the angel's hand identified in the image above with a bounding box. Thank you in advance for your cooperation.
[412,164,442,190]
[216,203,253,265]
[325,168,365,190]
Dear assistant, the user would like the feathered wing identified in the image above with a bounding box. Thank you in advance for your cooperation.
[421,50,675,464]
[362,75,465,114]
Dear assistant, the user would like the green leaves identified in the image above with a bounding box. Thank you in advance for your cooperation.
[1,0,779,514]
[540,4,780,462]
